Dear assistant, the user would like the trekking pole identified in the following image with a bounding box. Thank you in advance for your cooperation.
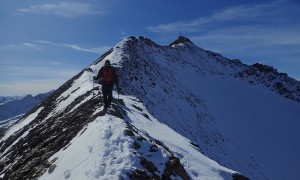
[117,81,120,100]
[93,69,99,98]
[93,78,95,97]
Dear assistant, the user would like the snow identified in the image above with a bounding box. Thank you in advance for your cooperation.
[37,50,238,179]
[0,107,44,155]
[194,75,300,180]
[40,115,135,180]
[55,71,94,113]
[121,95,236,179]
[1,107,44,142]
[108,37,300,179]
[40,94,236,180]
[0,114,24,128]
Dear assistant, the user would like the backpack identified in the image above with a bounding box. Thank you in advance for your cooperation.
[101,66,115,83]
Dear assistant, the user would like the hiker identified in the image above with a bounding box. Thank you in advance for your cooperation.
[94,60,118,110]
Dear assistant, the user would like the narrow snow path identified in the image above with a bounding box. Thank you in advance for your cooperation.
[40,115,134,180]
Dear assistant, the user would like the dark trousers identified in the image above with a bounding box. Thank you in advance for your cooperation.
[102,84,113,108]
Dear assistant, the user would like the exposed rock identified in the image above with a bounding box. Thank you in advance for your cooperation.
[232,173,250,180]
[162,156,190,180]
[169,36,194,46]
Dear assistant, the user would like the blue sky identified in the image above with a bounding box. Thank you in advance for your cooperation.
[1,0,300,96]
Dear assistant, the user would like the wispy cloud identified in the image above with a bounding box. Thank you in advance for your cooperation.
[36,40,110,54]
[146,0,297,33]
[18,2,103,18]
[1,41,110,53]
[48,61,61,66]
[146,18,210,33]
[0,42,40,51]
[23,42,41,49]
[210,1,282,21]
[146,0,300,59]
[63,44,111,54]
[192,25,300,48]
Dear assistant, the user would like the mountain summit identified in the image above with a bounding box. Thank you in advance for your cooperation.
[169,35,194,46]
[1,36,300,180]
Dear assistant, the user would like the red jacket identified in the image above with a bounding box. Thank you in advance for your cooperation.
[97,65,117,85]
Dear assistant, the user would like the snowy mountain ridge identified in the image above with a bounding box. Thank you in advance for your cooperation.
[237,63,300,102]
[0,36,299,180]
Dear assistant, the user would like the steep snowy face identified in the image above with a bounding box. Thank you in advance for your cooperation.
[112,36,300,180]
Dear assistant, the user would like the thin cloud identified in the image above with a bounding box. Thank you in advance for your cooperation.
[192,25,300,48]
[0,43,40,51]
[63,44,111,54]
[23,42,40,49]
[211,1,281,21]
[0,44,17,50]
[18,2,103,18]
[146,0,297,33]
[146,18,209,33]
[49,61,61,66]
[36,40,110,54]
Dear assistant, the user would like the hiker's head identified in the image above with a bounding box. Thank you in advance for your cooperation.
[105,60,111,66]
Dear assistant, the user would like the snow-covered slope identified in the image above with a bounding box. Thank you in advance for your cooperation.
[1,36,299,180]
[39,96,237,180]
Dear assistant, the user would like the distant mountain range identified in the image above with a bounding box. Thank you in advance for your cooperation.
[0,91,53,127]
[0,96,22,105]
[0,36,299,180]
